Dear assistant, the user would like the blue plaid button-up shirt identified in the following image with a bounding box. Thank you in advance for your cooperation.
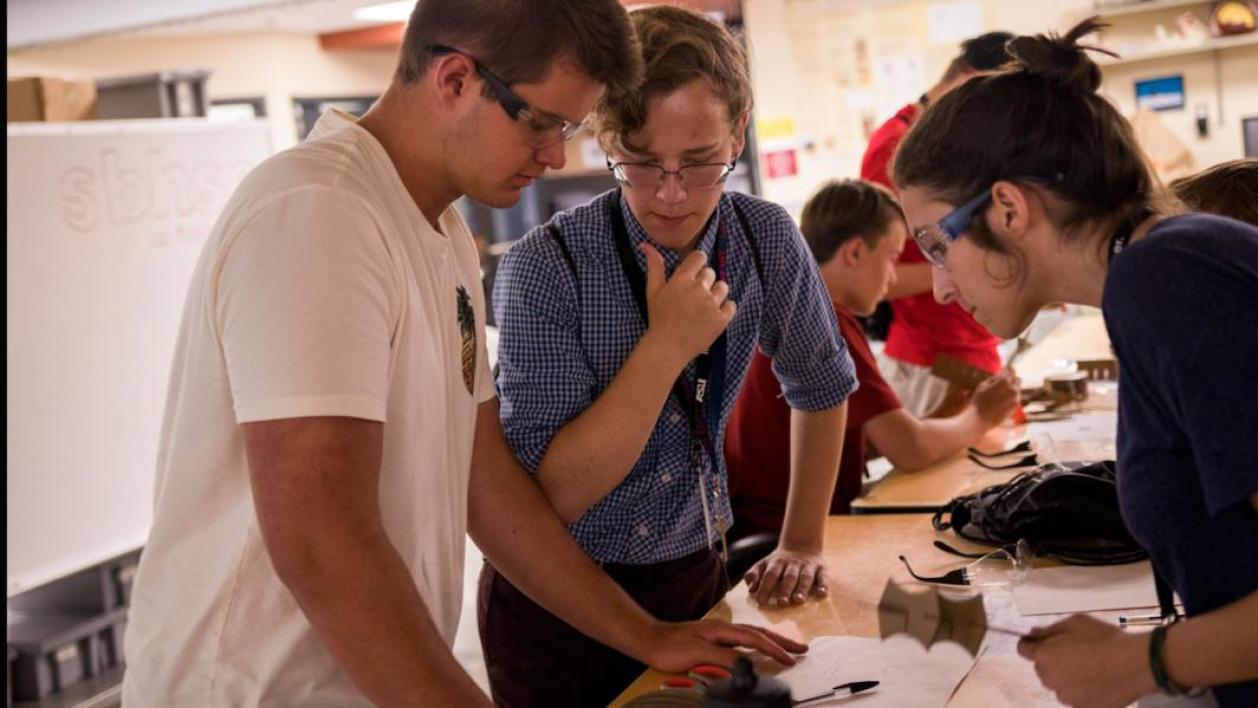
[493,190,857,564]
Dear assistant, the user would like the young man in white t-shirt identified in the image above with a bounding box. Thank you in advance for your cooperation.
[120,2,806,706]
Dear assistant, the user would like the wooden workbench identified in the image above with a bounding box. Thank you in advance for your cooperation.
[610,515,1076,707]
[614,316,1129,706]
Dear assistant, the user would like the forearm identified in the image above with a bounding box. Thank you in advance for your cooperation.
[884,263,934,301]
[470,403,658,661]
[779,405,847,550]
[923,382,972,419]
[536,331,684,523]
[884,408,987,471]
[274,527,488,707]
[1162,590,1258,688]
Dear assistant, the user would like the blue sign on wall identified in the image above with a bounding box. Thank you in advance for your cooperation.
[1135,75,1186,112]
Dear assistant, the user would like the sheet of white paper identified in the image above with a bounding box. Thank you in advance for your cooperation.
[774,635,976,707]
[1027,410,1117,443]
[865,456,894,484]
[1013,561,1158,616]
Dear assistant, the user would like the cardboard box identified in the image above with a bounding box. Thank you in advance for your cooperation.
[7,76,97,122]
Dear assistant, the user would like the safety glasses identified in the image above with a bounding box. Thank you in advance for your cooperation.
[914,173,1064,268]
[900,539,1032,588]
[427,44,585,148]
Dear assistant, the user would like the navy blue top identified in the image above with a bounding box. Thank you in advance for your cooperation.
[494,190,856,564]
[1103,213,1258,707]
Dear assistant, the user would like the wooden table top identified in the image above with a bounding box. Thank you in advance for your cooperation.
[614,314,1121,706]
[610,515,1073,707]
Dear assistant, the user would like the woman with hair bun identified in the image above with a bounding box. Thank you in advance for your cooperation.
[893,17,1258,708]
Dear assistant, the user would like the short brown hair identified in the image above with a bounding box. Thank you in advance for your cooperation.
[893,18,1164,276]
[1170,159,1258,227]
[800,179,905,265]
[593,5,752,155]
[396,0,642,98]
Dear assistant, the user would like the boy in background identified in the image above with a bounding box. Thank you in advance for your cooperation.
[725,180,1017,538]
[1171,158,1258,226]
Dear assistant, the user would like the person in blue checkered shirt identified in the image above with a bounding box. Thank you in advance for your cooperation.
[479,6,858,706]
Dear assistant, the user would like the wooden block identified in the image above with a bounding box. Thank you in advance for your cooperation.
[1075,358,1119,381]
[931,353,992,391]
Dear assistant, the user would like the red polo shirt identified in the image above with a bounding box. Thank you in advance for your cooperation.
[725,305,901,538]
[860,103,1001,373]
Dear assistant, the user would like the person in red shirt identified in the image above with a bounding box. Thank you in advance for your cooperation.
[725,179,1017,539]
[860,31,1014,418]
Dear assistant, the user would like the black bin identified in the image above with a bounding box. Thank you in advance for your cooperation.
[95,69,212,119]
[8,646,16,708]
[96,609,129,670]
[7,612,114,700]
[105,551,142,608]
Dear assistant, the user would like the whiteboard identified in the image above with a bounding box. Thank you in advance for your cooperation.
[6,119,272,596]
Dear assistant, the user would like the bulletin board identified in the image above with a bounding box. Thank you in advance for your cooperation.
[746,0,984,212]
[6,119,271,596]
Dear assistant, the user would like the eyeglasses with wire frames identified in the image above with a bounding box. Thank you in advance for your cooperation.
[426,44,585,148]
[607,155,737,191]
[914,173,1064,269]
[899,539,1032,588]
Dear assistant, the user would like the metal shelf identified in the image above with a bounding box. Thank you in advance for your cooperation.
[1099,32,1258,65]
[1092,0,1211,19]
[13,665,123,708]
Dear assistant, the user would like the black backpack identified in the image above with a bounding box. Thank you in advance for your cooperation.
[932,460,1148,565]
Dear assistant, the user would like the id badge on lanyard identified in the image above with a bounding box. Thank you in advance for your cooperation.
[681,257,729,563]
[694,433,728,563]
[609,191,731,561]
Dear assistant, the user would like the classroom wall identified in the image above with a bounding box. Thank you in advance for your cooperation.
[743,0,1258,216]
[9,3,1257,212]
[1100,29,1258,171]
[7,31,399,150]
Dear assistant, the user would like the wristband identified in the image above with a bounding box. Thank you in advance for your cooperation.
[1148,624,1200,697]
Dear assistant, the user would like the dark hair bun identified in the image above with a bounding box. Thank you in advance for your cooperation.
[961,31,1015,71]
[1006,17,1116,94]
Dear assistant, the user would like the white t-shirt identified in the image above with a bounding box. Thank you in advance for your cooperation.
[122,109,494,706]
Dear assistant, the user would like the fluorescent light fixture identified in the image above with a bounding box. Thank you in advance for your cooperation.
[353,1,413,23]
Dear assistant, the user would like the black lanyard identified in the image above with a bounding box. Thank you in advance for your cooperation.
[608,191,728,475]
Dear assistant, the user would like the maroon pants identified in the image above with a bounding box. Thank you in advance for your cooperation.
[477,547,729,708]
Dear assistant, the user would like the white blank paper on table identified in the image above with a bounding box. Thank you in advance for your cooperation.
[1012,561,1159,616]
[773,635,977,707]
[1027,411,1118,443]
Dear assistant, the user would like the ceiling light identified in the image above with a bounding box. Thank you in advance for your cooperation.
[353,1,414,23]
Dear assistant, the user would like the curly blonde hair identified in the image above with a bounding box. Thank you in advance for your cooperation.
[592,5,751,156]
